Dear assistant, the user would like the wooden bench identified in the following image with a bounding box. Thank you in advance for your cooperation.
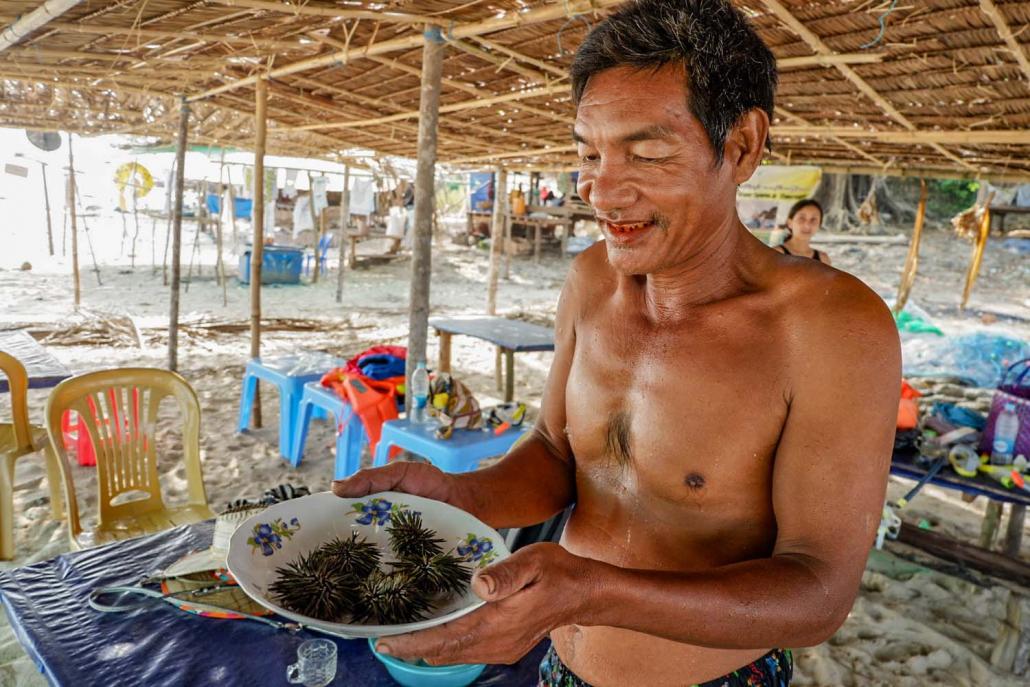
[346,231,401,268]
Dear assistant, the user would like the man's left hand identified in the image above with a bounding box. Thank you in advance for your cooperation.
[374,542,592,666]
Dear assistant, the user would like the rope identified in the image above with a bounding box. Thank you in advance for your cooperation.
[860,0,900,49]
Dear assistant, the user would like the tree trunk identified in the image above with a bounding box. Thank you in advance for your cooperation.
[486,167,507,315]
[250,78,268,427]
[168,97,189,372]
[405,28,445,412]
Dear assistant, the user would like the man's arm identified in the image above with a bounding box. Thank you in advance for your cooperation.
[377,274,901,665]
[332,258,583,529]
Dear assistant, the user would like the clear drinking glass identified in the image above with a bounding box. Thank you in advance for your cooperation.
[287,639,338,687]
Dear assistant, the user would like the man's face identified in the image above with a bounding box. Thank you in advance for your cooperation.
[575,64,738,275]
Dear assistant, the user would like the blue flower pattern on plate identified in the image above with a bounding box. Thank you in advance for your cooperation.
[247,517,301,556]
[457,534,496,567]
[351,498,407,526]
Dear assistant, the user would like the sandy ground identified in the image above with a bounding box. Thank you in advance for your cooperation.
[1,220,1029,686]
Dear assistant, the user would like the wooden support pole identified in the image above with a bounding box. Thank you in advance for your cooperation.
[336,164,350,304]
[502,212,511,280]
[162,160,174,285]
[1005,505,1026,557]
[226,165,239,251]
[405,26,445,412]
[216,152,228,307]
[250,77,268,428]
[130,160,141,268]
[67,132,79,308]
[894,179,927,314]
[307,171,322,284]
[39,161,54,256]
[486,167,507,315]
[982,500,1004,549]
[168,97,189,372]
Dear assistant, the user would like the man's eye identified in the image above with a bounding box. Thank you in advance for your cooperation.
[580,153,599,163]
[632,155,666,163]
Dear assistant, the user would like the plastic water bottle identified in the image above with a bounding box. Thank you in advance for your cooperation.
[411,361,430,426]
[991,402,1020,466]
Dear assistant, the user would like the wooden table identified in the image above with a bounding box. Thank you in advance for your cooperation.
[509,212,574,261]
[990,204,1030,233]
[429,316,555,402]
[0,329,72,392]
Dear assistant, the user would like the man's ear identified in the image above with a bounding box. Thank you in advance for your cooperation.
[723,109,770,185]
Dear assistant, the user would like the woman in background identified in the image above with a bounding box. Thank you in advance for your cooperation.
[774,199,831,265]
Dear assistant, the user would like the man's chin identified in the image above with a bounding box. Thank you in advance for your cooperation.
[604,243,657,276]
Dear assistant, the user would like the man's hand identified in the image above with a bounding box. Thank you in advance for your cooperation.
[331,461,474,512]
[374,543,591,666]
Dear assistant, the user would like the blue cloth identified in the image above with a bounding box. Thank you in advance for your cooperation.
[931,402,987,430]
[357,354,406,380]
[0,522,546,686]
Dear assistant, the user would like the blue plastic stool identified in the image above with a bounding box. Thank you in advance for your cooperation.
[237,353,344,460]
[291,382,367,479]
[373,418,528,473]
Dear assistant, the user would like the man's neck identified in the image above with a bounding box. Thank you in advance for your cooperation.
[630,220,762,323]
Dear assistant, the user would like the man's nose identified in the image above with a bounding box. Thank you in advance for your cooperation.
[583,160,637,213]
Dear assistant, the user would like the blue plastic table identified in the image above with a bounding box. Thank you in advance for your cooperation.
[429,317,554,402]
[374,418,528,473]
[238,353,344,459]
[0,521,547,687]
[0,330,72,393]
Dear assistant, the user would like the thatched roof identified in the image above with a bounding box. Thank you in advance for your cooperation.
[1,0,1028,180]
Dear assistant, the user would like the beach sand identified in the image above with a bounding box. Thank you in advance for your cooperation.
[1,225,1028,686]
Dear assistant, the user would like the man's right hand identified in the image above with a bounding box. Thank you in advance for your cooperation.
[331,461,476,515]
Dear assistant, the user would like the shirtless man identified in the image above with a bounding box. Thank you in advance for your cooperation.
[333,1,900,684]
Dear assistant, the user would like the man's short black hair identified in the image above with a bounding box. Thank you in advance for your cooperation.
[570,0,777,162]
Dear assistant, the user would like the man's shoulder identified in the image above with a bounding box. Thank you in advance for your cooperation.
[777,262,899,360]
[565,240,616,296]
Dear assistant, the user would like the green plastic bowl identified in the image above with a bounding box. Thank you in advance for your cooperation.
[368,638,487,687]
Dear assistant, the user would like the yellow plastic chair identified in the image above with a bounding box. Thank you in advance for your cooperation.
[44,368,214,549]
[1,351,64,560]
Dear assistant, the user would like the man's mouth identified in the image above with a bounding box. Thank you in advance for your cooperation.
[604,220,653,242]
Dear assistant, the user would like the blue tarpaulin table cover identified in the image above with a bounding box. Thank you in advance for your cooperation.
[0,522,546,686]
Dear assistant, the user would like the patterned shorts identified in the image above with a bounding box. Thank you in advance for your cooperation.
[538,643,793,687]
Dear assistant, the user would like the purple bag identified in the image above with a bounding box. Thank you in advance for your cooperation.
[979,358,1030,457]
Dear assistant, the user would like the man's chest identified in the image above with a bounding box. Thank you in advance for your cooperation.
[564,313,790,504]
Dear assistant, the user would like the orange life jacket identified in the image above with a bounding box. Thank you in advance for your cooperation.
[321,369,404,459]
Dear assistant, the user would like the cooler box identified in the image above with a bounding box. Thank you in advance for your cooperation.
[238,246,303,285]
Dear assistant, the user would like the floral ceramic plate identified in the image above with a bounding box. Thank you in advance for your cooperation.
[226,491,509,638]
